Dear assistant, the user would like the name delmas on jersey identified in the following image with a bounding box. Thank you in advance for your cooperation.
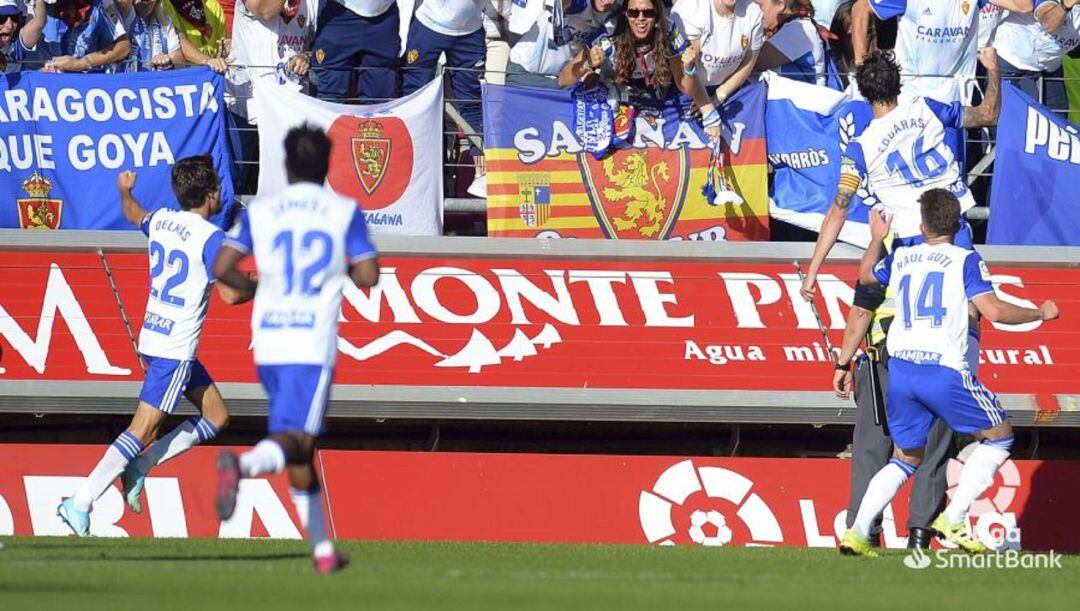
[153,216,194,242]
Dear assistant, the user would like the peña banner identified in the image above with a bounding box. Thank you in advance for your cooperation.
[482,82,769,241]
[988,83,1080,246]
[0,69,234,231]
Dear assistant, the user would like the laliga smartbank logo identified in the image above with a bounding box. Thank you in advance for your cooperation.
[638,460,784,547]
[904,545,1063,571]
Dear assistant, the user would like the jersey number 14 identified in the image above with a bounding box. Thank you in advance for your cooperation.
[897,271,947,329]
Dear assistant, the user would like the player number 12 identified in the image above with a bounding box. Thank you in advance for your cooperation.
[272,229,333,295]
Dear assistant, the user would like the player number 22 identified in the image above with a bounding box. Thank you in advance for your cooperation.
[148,241,189,307]
[897,271,947,329]
[272,230,333,295]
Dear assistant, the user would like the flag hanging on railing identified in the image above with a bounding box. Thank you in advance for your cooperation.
[763,72,874,246]
[483,81,769,240]
[0,68,233,230]
[252,77,444,236]
[988,83,1080,246]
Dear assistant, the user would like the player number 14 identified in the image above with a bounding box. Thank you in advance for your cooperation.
[898,271,947,329]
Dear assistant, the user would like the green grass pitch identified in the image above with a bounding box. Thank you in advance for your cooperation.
[1,537,1077,610]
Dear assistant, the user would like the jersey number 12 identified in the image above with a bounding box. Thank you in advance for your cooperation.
[272,229,333,295]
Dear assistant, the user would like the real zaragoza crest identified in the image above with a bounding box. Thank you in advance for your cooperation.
[351,120,391,196]
[17,172,62,230]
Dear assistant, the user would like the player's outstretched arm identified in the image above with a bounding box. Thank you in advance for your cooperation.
[973,294,1059,325]
[800,186,856,301]
[857,209,891,287]
[117,171,150,228]
[963,48,1001,128]
[350,258,380,289]
[213,246,258,297]
[833,305,873,399]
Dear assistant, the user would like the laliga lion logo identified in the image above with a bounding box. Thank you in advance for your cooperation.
[639,460,784,547]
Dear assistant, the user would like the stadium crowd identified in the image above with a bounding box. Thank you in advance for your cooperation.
[2,0,1080,197]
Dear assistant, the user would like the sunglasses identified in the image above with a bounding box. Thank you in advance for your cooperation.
[0,14,20,24]
[625,8,656,19]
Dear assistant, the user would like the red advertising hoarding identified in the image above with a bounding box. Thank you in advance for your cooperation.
[2,250,1077,401]
[1,445,1077,552]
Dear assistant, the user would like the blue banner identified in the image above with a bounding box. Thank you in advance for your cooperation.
[988,84,1080,246]
[0,68,233,230]
[765,74,873,245]
[765,74,965,247]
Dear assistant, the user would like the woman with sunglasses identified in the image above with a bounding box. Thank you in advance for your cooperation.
[0,0,47,73]
[559,0,722,140]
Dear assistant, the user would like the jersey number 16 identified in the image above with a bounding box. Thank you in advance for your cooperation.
[885,136,949,188]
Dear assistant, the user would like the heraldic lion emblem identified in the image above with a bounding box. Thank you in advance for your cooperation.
[602,151,670,237]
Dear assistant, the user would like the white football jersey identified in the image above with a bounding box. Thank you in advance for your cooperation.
[993,6,1080,73]
[415,0,486,37]
[869,0,985,104]
[332,0,395,17]
[228,0,318,122]
[812,0,845,29]
[138,209,224,360]
[874,243,995,371]
[673,0,763,88]
[840,97,975,239]
[225,182,376,367]
[976,3,1000,49]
